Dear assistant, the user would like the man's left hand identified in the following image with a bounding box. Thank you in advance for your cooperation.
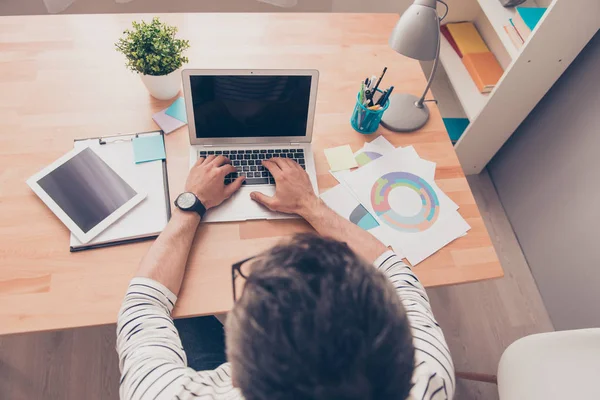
[185,155,245,210]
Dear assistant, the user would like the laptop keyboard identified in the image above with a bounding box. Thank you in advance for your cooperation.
[198,148,306,185]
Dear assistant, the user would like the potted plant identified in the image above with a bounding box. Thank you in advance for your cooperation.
[116,17,190,100]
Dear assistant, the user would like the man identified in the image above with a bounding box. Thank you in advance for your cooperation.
[117,155,454,400]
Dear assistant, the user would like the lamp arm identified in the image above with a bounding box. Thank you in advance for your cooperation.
[416,21,440,108]
[416,0,447,108]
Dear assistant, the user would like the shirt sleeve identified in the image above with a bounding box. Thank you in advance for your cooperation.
[374,251,455,400]
[116,278,239,400]
[116,277,190,400]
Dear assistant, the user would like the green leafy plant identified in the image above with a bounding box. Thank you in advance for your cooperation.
[115,17,190,76]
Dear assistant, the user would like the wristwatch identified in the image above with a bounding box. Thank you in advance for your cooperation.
[174,192,206,218]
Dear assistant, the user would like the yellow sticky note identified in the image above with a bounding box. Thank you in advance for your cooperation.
[324,145,359,172]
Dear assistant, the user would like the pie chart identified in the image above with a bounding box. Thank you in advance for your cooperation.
[349,204,379,230]
[355,151,383,167]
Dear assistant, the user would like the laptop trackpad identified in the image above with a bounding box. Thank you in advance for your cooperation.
[202,186,295,223]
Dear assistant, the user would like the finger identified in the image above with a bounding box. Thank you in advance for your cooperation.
[284,157,298,168]
[193,157,206,167]
[262,159,283,179]
[250,191,277,210]
[218,164,237,176]
[225,176,245,197]
[291,158,304,169]
[203,154,216,164]
[269,157,289,170]
[209,155,229,167]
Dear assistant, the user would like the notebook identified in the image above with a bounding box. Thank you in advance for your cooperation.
[441,24,463,58]
[446,22,489,55]
[462,52,504,94]
[513,7,547,41]
[69,131,171,251]
[504,24,524,49]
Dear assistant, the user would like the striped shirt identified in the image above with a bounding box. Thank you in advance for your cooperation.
[116,251,454,400]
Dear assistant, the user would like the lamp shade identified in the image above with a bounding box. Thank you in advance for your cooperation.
[389,0,440,61]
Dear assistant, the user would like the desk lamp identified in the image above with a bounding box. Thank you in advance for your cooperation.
[381,0,448,132]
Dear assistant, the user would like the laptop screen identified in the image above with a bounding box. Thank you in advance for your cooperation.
[189,75,312,139]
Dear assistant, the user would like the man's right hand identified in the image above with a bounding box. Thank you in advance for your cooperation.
[253,157,388,262]
[250,158,319,216]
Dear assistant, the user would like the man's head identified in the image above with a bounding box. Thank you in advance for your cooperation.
[225,233,415,400]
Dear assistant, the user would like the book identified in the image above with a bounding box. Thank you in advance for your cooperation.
[441,24,462,58]
[504,24,524,49]
[509,18,525,42]
[512,7,547,41]
[442,118,470,143]
[462,52,504,94]
[69,131,171,251]
[446,22,489,55]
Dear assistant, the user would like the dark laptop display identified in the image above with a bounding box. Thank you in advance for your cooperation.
[189,75,312,139]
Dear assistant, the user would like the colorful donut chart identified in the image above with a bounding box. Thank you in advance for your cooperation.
[371,172,440,233]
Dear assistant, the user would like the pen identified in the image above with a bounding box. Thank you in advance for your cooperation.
[372,67,388,94]
[377,85,394,106]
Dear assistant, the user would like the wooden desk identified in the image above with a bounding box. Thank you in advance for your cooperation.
[0,13,503,335]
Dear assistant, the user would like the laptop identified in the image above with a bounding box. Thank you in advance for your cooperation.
[182,69,320,222]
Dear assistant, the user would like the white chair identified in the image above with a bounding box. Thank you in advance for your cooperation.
[458,329,600,399]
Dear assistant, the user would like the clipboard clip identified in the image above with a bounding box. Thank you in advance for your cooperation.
[99,133,140,145]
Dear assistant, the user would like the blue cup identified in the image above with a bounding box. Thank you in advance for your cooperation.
[350,91,390,134]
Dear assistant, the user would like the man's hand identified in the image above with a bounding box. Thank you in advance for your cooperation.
[250,157,319,216]
[185,155,245,210]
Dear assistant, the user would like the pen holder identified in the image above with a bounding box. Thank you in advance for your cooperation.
[350,92,390,134]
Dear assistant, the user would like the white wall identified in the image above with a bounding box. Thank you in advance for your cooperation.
[0,0,479,18]
[489,32,600,330]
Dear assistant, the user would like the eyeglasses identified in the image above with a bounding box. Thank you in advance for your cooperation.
[231,255,257,302]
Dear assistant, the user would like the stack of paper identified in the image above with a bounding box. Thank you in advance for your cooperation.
[320,136,470,265]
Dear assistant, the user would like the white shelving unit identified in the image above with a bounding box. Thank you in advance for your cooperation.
[431,0,600,174]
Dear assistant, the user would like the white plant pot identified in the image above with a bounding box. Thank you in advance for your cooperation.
[140,68,182,100]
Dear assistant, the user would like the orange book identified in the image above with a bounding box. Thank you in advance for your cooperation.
[462,52,504,94]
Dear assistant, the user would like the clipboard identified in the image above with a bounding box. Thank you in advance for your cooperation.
[70,130,171,252]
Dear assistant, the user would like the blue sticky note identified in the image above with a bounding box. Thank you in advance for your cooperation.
[165,97,187,123]
[133,135,166,164]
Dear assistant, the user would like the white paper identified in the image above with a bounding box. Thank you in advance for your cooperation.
[343,147,470,265]
[70,137,168,247]
[366,135,396,151]
[320,184,398,251]
[354,136,395,166]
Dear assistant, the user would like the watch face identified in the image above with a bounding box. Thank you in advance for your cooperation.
[177,192,197,209]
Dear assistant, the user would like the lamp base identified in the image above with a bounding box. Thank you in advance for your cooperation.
[380,93,430,132]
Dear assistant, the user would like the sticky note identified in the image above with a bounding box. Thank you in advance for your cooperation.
[153,109,186,134]
[133,135,166,164]
[165,97,187,123]
[324,145,358,172]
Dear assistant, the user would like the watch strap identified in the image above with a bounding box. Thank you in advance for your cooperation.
[192,198,207,218]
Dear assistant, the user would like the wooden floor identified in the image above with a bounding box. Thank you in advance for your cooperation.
[0,169,553,400]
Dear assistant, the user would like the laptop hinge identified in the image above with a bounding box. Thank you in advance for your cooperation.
[202,144,215,147]
[290,142,302,146]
